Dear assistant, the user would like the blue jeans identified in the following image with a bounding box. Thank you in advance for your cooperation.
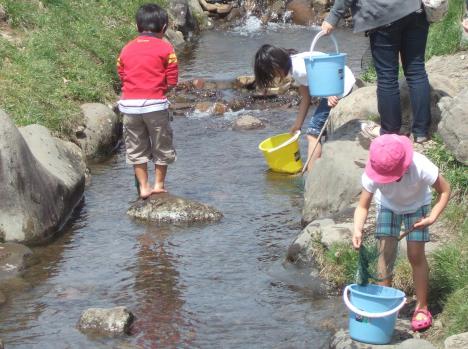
[306,98,331,137]
[370,11,431,137]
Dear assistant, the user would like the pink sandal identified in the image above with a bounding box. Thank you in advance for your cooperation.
[411,308,432,331]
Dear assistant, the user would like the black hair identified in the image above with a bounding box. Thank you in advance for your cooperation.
[136,3,168,33]
[254,45,295,88]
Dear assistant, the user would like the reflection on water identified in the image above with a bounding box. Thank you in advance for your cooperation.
[132,227,195,347]
[0,25,366,348]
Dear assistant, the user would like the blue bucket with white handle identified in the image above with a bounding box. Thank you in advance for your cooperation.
[343,284,406,345]
[304,31,347,97]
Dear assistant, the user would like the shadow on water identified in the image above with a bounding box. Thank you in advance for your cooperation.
[0,24,368,348]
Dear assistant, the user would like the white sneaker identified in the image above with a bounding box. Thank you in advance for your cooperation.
[360,122,381,140]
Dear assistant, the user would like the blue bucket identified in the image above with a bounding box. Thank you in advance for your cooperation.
[343,284,406,345]
[304,31,347,97]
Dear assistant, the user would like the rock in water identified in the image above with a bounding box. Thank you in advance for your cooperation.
[77,307,134,337]
[127,193,223,224]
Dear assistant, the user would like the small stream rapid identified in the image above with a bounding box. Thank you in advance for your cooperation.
[0,21,369,348]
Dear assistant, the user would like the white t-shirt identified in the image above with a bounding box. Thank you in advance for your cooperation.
[290,51,356,97]
[362,152,439,214]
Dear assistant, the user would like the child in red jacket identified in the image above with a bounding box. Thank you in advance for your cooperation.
[117,3,178,199]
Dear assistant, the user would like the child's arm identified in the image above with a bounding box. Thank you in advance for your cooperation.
[413,174,451,229]
[290,85,311,133]
[166,51,179,88]
[353,189,373,249]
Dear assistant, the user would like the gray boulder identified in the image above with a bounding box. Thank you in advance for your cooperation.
[445,332,468,349]
[0,243,33,281]
[437,88,468,165]
[302,120,368,225]
[287,218,353,265]
[330,51,468,134]
[168,0,199,38]
[426,51,468,98]
[127,193,223,224]
[232,115,265,130]
[287,218,334,265]
[76,103,120,162]
[77,306,134,337]
[165,29,186,49]
[329,321,434,349]
[328,85,378,133]
[0,111,85,243]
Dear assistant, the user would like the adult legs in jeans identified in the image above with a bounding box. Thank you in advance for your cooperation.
[370,12,431,139]
[401,13,431,138]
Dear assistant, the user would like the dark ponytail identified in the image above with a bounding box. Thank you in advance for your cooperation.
[254,45,294,88]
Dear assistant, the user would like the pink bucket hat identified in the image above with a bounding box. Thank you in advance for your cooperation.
[365,134,414,184]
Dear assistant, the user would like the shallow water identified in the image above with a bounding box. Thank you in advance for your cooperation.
[0,23,368,348]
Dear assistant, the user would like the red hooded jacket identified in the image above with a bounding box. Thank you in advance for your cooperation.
[117,34,178,100]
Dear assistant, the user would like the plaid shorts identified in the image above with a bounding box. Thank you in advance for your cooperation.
[375,204,430,242]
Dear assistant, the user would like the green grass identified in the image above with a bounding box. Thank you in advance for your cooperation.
[426,0,466,59]
[425,137,468,338]
[0,0,166,136]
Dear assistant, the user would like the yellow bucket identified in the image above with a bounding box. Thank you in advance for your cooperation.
[258,131,303,174]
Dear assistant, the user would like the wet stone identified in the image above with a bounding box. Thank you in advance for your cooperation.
[232,115,265,130]
[0,290,6,305]
[0,243,33,281]
[444,332,468,349]
[127,193,223,224]
[329,319,439,349]
[77,306,134,337]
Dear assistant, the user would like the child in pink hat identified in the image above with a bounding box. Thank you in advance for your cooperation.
[354,134,451,331]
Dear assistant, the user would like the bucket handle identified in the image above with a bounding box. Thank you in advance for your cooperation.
[267,130,301,153]
[343,285,407,319]
[309,30,339,54]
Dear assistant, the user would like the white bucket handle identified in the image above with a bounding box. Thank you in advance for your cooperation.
[343,285,407,319]
[267,130,301,153]
[310,30,339,54]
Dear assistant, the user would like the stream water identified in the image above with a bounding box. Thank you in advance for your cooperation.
[0,22,368,348]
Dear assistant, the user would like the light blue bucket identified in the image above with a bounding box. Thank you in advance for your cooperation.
[304,31,347,97]
[343,284,406,345]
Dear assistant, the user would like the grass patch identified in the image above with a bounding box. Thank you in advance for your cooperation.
[0,0,166,136]
[426,0,466,59]
[438,287,468,336]
[425,135,468,338]
[322,242,359,288]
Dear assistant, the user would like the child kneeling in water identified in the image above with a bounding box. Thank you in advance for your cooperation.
[254,44,355,172]
[354,134,451,331]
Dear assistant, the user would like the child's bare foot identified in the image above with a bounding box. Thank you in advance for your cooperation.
[139,185,153,199]
[152,184,167,194]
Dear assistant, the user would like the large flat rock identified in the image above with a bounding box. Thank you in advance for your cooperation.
[127,193,223,224]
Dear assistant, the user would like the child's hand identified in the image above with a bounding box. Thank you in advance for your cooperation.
[289,122,302,134]
[321,21,335,35]
[352,231,362,249]
[412,216,435,230]
[327,96,339,108]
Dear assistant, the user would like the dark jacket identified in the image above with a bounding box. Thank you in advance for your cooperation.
[326,0,421,33]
